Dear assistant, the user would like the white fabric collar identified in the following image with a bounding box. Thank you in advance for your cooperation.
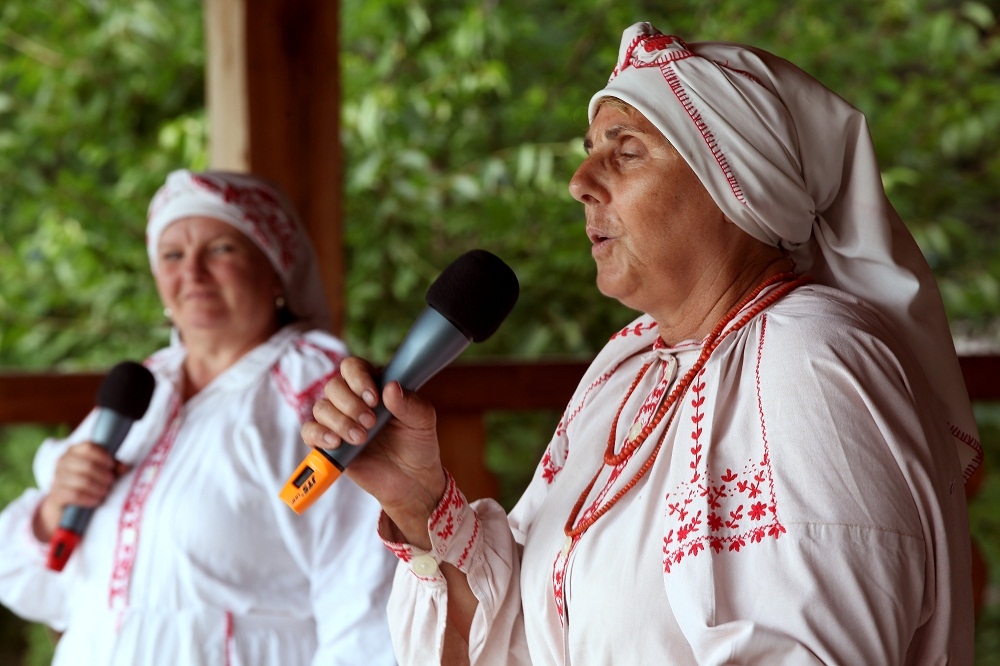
[148,324,304,399]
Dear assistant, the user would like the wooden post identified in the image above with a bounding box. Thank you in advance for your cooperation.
[437,413,499,503]
[203,0,344,334]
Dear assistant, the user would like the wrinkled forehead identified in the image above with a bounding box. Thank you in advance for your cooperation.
[156,215,256,245]
[588,96,665,133]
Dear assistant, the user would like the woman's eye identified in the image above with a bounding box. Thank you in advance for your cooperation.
[160,250,182,262]
[617,139,642,160]
[210,243,236,255]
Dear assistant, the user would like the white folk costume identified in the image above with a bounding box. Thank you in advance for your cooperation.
[0,171,397,665]
[379,23,983,665]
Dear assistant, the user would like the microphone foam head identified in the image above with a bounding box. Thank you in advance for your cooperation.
[425,249,520,343]
[97,361,156,421]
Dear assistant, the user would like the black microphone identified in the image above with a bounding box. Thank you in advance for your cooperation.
[46,360,156,572]
[280,249,519,514]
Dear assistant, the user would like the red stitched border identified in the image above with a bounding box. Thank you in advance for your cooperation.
[949,423,984,482]
[108,395,183,610]
[754,314,784,530]
[224,611,233,666]
[661,62,747,205]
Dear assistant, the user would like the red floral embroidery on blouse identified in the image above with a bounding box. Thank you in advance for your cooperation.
[379,470,479,580]
[610,320,658,341]
[383,541,413,563]
[272,343,345,425]
[662,316,785,573]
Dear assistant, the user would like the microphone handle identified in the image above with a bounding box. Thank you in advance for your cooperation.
[320,307,471,470]
[60,409,134,531]
[57,505,96,535]
[47,409,135,572]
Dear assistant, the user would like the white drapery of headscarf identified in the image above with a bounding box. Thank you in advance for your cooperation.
[146,169,332,332]
[590,22,982,480]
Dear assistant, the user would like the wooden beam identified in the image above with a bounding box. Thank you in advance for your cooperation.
[0,356,996,504]
[2,356,997,427]
[421,361,587,410]
[0,373,102,426]
[204,0,344,333]
[437,412,498,502]
[960,355,1000,403]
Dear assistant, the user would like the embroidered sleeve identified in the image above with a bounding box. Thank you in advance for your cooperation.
[271,330,348,425]
[378,469,480,583]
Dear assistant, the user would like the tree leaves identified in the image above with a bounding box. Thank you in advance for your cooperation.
[339,0,1000,358]
[0,0,205,370]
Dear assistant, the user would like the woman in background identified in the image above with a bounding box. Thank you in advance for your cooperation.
[0,170,397,665]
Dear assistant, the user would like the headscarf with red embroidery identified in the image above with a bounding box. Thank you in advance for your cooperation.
[146,169,332,331]
[588,22,981,479]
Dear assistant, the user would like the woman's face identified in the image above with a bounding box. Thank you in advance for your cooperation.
[568,103,753,322]
[154,216,282,348]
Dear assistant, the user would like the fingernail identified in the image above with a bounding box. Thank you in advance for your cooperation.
[349,427,367,444]
[362,390,377,407]
[323,433,340,448]
[359,411,376,428]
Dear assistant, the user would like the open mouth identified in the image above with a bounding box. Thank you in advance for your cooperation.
[586,227,610,245]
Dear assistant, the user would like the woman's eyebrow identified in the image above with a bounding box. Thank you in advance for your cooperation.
[583,123,648,151]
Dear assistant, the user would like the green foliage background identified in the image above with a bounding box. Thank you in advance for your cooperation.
[1,0,999,663]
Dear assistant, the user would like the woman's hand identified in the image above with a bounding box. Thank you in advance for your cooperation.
[33,442,128,543]
[301,357,447,549]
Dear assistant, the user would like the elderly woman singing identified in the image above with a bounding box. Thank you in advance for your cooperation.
[304,22,982,665]
[0,170,397,665]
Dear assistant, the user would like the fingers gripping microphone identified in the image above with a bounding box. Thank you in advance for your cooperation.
[46,360,156,572]
[280,249,520,514]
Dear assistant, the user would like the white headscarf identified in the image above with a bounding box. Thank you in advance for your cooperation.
[590,22,981,480]
[146,169,332,332]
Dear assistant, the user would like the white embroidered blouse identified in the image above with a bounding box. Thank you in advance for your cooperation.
[0,325,398,666]
[381,283,980,665]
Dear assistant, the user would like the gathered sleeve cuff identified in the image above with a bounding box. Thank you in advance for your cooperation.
[4,490,50,563]
[378,469,531,664]
[378,469,479,581]
[0,489,69,628]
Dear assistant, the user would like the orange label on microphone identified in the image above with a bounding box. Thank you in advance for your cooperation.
[279,449,341,514]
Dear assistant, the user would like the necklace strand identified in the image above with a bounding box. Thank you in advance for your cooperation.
[564,272,810,539]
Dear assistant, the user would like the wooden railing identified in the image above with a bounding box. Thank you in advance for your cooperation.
[0,360,589,501]
[2,354,997,619]
[1,356,998,501]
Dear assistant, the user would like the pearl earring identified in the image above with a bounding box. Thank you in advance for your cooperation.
[163,307,172,319]
[275,296,286,309]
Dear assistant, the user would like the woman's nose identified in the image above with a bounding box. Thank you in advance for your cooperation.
[568,156,604,205]
[181,251,206,279]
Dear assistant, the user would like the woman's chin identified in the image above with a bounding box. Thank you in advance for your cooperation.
[174,316,231,336]
[596,270,631,302]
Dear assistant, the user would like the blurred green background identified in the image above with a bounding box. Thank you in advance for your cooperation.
[2,0,999,662]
